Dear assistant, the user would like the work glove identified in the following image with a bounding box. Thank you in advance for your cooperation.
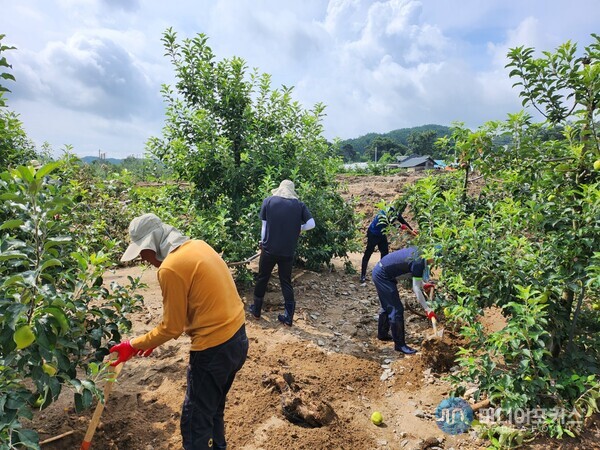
[427,311,438,321]
[109,340,154,366]
[400,224,419,236]
[423,282,435,292]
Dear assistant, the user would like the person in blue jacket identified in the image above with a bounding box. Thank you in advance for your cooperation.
[371,246,436,354]
[360,203,415,283]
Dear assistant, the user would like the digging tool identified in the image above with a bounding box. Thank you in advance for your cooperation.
[425,285,444,340]
[80,361,124,450]
[471,398,491,411]
[227,252,261,267]
[430,316,443,340]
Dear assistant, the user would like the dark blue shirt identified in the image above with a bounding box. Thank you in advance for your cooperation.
[260,196,313,257]
[379,247,425,279]
[367,208,412,236]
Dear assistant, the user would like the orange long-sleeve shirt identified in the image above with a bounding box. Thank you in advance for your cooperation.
[131,240,245,351]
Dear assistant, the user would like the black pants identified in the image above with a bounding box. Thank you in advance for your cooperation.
[180,325,249,450]
[253,251,295,321]
[361,230,389,278]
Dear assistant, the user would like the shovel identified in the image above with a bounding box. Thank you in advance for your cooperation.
[425,285,444,340]
[227,251,260,267]
[429,316,444,340]
[80,360,124,450]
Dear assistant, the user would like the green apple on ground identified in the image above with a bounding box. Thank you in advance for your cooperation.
[370,411,383,425]
[594,159,600,171]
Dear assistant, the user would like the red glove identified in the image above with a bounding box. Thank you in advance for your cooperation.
[423,282,435,291]
[427,311,438,321]
[139,347,154,357]
[109,341,154,366]
[401,224,419,236]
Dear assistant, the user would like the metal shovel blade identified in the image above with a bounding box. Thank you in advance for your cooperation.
[427,317,444,340]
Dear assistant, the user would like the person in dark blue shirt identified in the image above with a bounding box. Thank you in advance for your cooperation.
[360,204,415,283]
[372,246,435,354]
[249,180,315,326]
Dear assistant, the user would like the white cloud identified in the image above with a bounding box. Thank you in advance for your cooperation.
[10,33,161,119]
[2,0,599,158]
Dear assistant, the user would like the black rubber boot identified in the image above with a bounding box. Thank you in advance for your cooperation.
[280,299,295,326]
[278,314,292,326]
[377,312,392,341]
[391,320,416,354]
[390,320,406,349]
[249,296,263,319]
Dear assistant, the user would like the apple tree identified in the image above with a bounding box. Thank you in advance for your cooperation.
[405,34,599,439]
[0,162,143,449]
[146,29,359,274]
[0,34,37,172]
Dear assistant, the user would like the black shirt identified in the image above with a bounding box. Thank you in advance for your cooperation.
[260,196,313,257]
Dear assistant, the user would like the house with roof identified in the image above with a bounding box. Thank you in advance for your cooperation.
[389,154,436,171]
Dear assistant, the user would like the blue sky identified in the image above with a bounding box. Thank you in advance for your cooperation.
[2,0,599,159]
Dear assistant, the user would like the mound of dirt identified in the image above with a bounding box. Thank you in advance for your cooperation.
[420,339,458,374]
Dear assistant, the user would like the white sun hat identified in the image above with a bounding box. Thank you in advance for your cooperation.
[121,213,189,262]
[271,180,298,199]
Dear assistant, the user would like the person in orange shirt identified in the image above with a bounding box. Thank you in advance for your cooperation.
[110,214,248,450]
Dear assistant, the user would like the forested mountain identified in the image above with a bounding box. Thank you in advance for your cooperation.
[337,124,452,162]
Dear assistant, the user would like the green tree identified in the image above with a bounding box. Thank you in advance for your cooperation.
[364,136,406,161]
[147,29,358,271]
[405,34,600,439]
[339,143,357,162]
[407,130,437,157]
[0,34,15,105]
[120,156,172,181]
[0,162,143,448]
[0,34,37,171]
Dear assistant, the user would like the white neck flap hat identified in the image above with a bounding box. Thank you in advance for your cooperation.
[271,180,298,199]
[121,213,189,262]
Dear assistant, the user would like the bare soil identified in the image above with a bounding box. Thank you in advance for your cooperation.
[34,174,600,450]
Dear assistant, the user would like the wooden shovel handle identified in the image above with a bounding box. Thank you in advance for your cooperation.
[80,362,124,450]
[471,398,491,411]
[227,252,260,267]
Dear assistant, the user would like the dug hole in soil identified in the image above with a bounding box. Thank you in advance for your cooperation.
[32,175,600,449]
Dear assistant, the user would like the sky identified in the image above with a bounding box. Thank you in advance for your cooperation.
[2,0,599,159]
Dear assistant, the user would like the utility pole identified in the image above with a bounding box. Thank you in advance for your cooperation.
[375,145,378,163]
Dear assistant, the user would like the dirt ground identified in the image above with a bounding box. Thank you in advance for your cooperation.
[33,174,600,449]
